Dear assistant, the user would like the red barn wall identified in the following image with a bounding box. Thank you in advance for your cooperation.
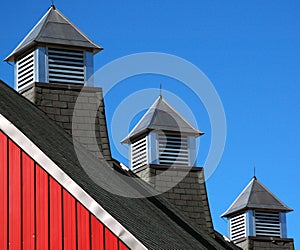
[0,130,130,250]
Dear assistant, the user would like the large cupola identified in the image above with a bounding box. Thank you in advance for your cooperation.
[222,176,294,249]
[122,95,204,170]
[5,5,102,92]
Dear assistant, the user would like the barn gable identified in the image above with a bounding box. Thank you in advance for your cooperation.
[0,130,129,249]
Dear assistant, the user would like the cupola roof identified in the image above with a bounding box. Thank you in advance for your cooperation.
[222,177,293,217]
[122,96,204,143]
[5,5,102,62]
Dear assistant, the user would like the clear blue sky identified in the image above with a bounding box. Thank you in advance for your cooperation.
[0,0,299,248]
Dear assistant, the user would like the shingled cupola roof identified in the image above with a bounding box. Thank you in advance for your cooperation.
[122,95,204,143]
[5,5,102,62]
[221,177,293,218]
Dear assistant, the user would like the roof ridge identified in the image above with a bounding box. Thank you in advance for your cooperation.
[35,6,54,45]
[160,96,202,134]
[121,96,160,143]
[222,176,293,217]
[221,177,257,217]
[53,7,101,49]
[148,96,161,128]
[122,95,204,143]
[253,178,293,211]
[5,6,102,62]
[245,177,256,207]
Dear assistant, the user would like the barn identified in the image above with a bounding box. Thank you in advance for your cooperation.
[0,4,294,250]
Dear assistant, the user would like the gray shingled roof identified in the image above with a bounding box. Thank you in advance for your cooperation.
[122,95,204,143]
[5,6,102,62]
[222,177,293,217]
[0,80,240,249]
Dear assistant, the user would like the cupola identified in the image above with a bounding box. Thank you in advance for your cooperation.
[222,177,293,249]
[5,5,102,92]
[122,95,204,170]
[3,6,111,162]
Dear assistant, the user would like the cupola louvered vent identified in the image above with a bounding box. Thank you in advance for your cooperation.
[230,213,246,242]
[255,211,281,237]
[158,134,189,166]
[17,51,35,92]
[131,137,148,169]
[48,48,85,84]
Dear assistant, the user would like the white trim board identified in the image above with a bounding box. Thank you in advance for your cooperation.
[0,113,147,250]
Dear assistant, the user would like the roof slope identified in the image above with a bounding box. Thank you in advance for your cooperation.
[5,5,102,61]
[222,177,293,217]
[0,81,239,249]
[122,95,204,143]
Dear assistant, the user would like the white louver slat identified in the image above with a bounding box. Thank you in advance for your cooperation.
[17,51,35,91]
[230,213,246,242]
[158,134,189,166]
[131,137,148,169]
[255,211,281,237]
[48,48,85,84]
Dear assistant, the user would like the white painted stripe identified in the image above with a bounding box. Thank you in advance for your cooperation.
[0,113,147,250]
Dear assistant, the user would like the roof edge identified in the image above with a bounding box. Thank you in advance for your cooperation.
[0,110,147,250]
[221,177,255,217]
[5,5,103,62]
[53,7,103,53]
[221,177,293,217]
[5,6,52,62]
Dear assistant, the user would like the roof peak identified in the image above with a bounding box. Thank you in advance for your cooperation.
[221,176,293,217]
[122,95,204,143]
[5,5,102,62]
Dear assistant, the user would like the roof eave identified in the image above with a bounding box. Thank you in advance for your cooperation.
[121,129,151,144]
[5,41,103,62]
[221,205,293,218]
[5,41,37,62]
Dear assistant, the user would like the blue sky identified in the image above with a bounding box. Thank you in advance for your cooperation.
[0,0,299,248]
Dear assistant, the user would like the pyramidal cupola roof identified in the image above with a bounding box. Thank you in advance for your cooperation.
[5,5,102,62]
[122,95,204,143]
[221,176,293,217]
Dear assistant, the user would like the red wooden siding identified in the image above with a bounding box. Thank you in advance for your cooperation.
[77,202,91,250]
[63,190,77,250]
[9,140,21,250]
[22,152,35,250]
[50,177,63,250]
[36,164,49,250]
[105,228,119,250]
[0,131,130,250]
[120,241,130,250]
[0,131,8,250]
[92,215,104,250]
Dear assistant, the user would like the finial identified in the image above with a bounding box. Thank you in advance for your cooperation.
[159,83,162,97]
[51,0,56,8]
[253,165,257,179]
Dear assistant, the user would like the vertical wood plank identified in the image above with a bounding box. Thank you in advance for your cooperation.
[49,177,62,250]
[0,132,8,250]
[77,202,91,250]
[119,241,129,250]
[63,190,76,250]
[9,140,21,250]
[105,228,118,250]
[22,152,35,250]
[91,216,104,250]
[36,165,49,250]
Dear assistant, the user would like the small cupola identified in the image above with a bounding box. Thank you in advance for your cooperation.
[5,5,102,92]
[221,177,293,244]
[122,96,204,170]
